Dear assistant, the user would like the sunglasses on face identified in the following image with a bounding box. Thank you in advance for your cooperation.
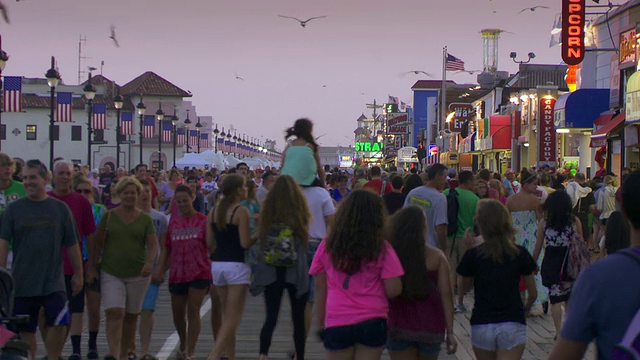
[75,189,92,194]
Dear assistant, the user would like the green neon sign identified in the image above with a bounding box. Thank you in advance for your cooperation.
[355,141,384,152]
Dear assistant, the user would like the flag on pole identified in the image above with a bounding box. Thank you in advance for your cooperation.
[189,130,198,147]
[3,76,22,113]
[445,53,465,71]
[217,137,225,152]
[176,127,186,145]
[143,116,155,138]
[92,103,107,129]
[201,133,209,149]
[387,95,399,105]
[56,92,73,122]
[400,101,407,112]
[120,112,133,135]
[161,121,173,142]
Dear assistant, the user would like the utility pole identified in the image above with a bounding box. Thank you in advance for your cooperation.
[77,35,89,84]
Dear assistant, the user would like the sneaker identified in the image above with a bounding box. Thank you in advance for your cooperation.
[454,304,467,313]
[87,350,99,360]
[68,354,82,360]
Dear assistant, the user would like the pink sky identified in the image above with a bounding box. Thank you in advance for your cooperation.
[0,0,599,148]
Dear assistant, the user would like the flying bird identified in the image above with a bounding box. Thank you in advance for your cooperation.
[235,73,244,81]
[519,5,549,14]
[0,2,9,24]
[456,70,482,75]
[88,66,97,72]
[278,15,327,28]
[402,70,433,77]
[109,25,119,47]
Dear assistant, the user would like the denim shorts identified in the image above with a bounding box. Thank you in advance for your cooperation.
[471,322,527,351]
[322,318,387,351]
[141,283,159,311]
[387,339,441,357]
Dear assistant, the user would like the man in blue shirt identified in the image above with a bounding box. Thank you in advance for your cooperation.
[549,170,640,360]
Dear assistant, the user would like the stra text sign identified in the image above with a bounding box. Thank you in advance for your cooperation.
[538,97,557,168]
[561,0,585,66]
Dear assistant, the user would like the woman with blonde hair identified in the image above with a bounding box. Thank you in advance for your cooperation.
[457,199,538,360]
[89,176,158,360]
[250,175,311,360]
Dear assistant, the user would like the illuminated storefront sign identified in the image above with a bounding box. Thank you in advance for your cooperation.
[619,28,637,69]
[355,141,384,152]
[561,0,585,65]
[538,97,557,167]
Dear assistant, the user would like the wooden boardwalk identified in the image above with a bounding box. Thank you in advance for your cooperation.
[40,288,597,360]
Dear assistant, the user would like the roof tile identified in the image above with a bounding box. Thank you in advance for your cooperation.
[120,71,191,97]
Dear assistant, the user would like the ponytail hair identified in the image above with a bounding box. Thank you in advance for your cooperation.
[285,118,318,152]
[215,174,245,231]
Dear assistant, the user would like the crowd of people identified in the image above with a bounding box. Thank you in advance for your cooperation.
[0,119,639,360]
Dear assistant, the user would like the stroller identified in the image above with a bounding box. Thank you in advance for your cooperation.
[0,268,29,360]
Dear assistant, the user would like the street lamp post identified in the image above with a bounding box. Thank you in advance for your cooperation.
[0,36,8,152]
[45,56,60,171]
[83,74,96,168]
[184,110,192,153]
[226,131,232,156]
[196,117,203,153]
[171,110,179,167]
[155,103,164,170]
[114,92,123,168]
[232,132,238,158]
[137,97,146,165]
[220,128,226,154]
[213,124,219,153]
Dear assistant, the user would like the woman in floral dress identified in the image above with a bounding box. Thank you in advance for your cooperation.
[506,170,548,314]
[535,191,581,340]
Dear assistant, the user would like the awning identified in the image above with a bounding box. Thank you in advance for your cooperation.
[627,71,640,123]
[590,111,625,148]
[491,126,511,150]
[628,71,640,94]
[594,113,615,126]
[554,89,610,129]
[459,132,476,153]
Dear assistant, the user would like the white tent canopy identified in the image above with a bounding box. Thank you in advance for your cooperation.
[198,150,226,170]
[175,152,210,169]
[224,155,242,168]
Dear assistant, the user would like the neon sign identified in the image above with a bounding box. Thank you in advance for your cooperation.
[561,0,585,65]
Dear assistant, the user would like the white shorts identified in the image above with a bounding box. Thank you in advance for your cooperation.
[100,271,150,314]
[211,262,251,286]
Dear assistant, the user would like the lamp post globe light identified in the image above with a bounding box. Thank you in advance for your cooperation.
[113,93,124,168]
[45,56,61,171]
[136,98,146,165]
[184,110,192,153]
[155,103,164,170]
[213,124,220,153]
[171,110,179,167]
[195,117,203,153]
[0,37,8,152]
[83,74,97,168]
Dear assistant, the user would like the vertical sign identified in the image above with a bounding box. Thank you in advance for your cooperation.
[610,54,621,108]
[561,0,585,65]
[538,97,557,168]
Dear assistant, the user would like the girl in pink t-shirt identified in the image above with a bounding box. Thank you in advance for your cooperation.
[153,185,211,359]
[309,190,404,359]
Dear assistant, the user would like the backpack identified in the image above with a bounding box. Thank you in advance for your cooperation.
[560,226,591,281]
[611,247,640,360]
[446,188,459,238]
[262,224,298,267]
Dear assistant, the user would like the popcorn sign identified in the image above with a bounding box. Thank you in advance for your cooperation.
[538,97,557,169]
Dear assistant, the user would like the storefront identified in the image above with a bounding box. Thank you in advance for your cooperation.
[478,116,511,172]
[590,111,626,176]
[554,89,610,174]
[458,132,478,171]
[625,70,640,171]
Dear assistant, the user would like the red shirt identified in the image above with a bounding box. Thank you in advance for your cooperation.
[166,212,212,284]
[48,191,97,275]
[363,179,393,196]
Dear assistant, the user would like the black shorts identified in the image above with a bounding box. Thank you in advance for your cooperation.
[13,292,69,333]
[64,275,85,313]
[168,279,211,296]
[322,318,387,351]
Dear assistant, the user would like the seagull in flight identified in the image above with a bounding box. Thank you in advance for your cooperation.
[278,15,327,28]
[402,70,433,77]
[0,2,9,24]
[456,70,482,75]
[88,66,97,72]
[109,25,119,47]
[519,5,549,14]
[235,73,244,81]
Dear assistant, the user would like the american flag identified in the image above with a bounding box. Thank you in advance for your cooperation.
[200,133,209,149]
[189,130,198,147]
[217,137,225,152]
[176,127,186,145]
[225,140,231,153]
[388,95,399,105]
[161,120,173,142]
[92,103,107,129]
[143,116,156,138]
[120,112,133,135]
[3,76,22,113]
[445,53,465,71]
[56,92,73,122]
